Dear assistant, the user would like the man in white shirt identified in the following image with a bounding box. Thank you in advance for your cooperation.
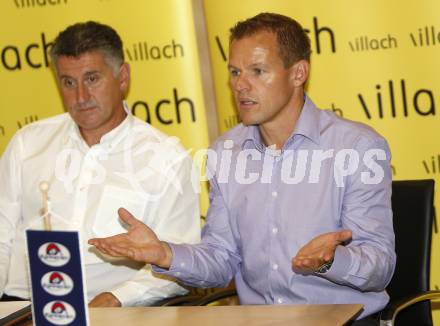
[0,21,200,307]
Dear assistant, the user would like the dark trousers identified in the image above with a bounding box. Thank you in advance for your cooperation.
[0,293,27,301]
[347,313,380,326]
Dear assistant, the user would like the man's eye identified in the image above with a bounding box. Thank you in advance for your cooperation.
[87,74,99,83]
[63,79,75,88]
[253,68,263,75]
[230,69,240,77]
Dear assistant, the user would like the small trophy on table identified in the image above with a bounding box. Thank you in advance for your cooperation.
[39,181,51,231]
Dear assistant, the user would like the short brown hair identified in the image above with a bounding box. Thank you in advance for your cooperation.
[230,13,311,67]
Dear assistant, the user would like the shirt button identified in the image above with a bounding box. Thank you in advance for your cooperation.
[175,272,181,276]
[271,191,278,197]
[273,264,279,271]
[272,227,278,234]
[180,262,185,268]
[277,298,283,304]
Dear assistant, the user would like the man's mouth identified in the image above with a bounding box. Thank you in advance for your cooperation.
[238,98,258,108]
[75,104,97,112]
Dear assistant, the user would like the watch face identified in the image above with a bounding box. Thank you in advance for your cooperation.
[317,264,330,273]
[316,259,334,274]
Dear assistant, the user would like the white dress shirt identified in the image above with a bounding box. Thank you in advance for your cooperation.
[0,104,201,306]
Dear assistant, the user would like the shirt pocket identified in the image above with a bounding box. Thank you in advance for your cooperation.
[92,185,147,237]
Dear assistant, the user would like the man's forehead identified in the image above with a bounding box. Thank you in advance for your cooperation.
[229,32,279,64]
[231,30,277,46]
[230,31,278,56]
[57,50,105,64]
[56,51,108,74]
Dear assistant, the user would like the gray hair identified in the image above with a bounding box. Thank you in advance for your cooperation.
[50,21,124,74]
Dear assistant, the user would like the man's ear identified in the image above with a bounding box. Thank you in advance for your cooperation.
[290,60,309,87]
[119,62,131,94]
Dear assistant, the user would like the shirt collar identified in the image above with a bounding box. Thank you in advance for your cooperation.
[66,101,134,151]
[289,95,321,146]
[241,95,321,150]
[242,125,264,151]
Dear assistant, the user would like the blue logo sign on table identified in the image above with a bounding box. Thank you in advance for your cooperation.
[26,230,89,326]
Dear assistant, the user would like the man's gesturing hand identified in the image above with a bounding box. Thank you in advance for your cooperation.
[292,229,352,272]
[88,208,172,268]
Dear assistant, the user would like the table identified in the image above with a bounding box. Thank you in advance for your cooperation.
[90,304,363,326]
[0,301,30,319]
[0,302,362,325]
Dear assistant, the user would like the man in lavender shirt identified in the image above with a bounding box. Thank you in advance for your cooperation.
[90,13,395,324]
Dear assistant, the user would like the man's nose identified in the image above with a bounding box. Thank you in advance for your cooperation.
[76,83,90,103]
[233,74,251,92]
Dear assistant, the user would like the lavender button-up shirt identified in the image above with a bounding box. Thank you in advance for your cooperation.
[154,96,395,318]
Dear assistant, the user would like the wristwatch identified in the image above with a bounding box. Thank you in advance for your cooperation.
[315,258,334,274]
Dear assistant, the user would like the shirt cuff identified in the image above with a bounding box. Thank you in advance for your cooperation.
[110,282,144,307]
[152,243,193,278]
[319,245,352,281]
